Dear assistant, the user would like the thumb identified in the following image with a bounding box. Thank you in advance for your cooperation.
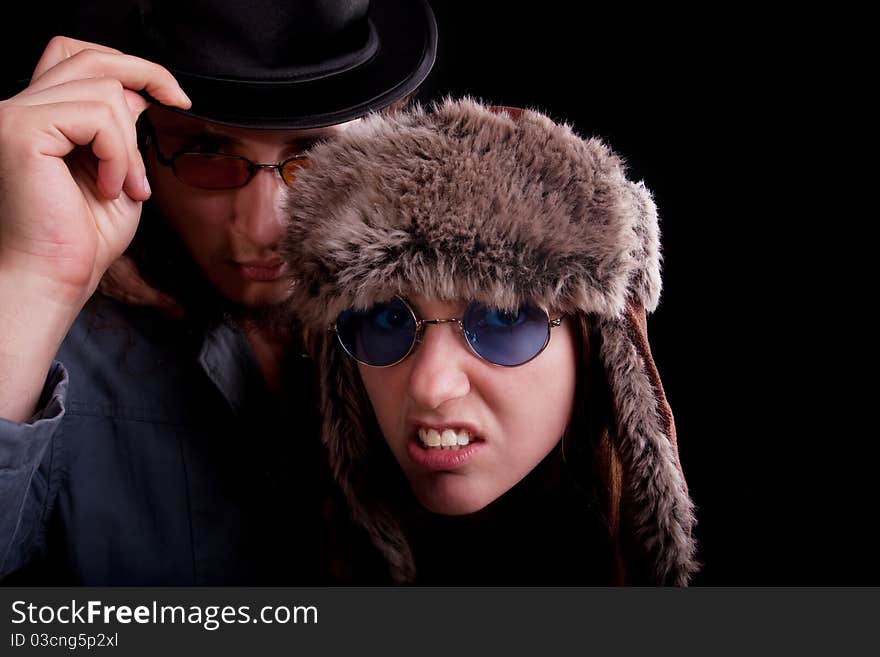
[123,88,151,121]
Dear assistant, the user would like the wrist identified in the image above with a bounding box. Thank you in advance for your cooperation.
[0,270,83,423]
[0,268,85,352]
[0,257,93,311]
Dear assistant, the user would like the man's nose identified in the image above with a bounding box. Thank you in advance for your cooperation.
[406,322,472,410]
[231,167,285,249]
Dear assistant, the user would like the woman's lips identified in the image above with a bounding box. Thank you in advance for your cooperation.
[236,260,288,281]
[406,433,485,471]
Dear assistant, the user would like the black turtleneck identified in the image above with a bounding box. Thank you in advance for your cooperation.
[405,444,614,585]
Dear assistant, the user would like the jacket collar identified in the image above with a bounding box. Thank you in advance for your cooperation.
[198,320,268,417]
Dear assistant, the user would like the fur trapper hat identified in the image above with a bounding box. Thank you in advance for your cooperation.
[282,97,698,585]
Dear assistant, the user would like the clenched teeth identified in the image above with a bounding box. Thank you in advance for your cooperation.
[418,427,472,450]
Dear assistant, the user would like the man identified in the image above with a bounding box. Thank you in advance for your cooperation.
[0,0,437,584]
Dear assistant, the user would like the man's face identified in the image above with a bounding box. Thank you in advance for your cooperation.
[144,106,355,308]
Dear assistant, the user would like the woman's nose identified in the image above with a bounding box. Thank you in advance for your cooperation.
[406,322,472,410]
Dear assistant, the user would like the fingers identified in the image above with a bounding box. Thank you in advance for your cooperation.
[17,100,133,201]
[5,36,191,204]
[27,36,191,109]
[31,36,123,80]
[97,256,185,319]
[11,78,150,201]
[123,89,150,120]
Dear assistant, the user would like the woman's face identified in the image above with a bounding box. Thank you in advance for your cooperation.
[358,296,578,515]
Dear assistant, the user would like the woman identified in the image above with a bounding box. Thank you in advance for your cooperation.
[282,98,698,585]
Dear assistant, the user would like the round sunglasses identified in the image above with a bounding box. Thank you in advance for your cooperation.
[333,297,563,368]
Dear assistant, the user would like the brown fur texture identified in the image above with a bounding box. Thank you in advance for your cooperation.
[281,97,698,585]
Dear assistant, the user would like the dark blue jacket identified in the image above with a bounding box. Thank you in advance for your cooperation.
[0,295,329,585]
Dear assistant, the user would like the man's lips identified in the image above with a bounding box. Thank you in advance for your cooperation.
[234,259,288,281]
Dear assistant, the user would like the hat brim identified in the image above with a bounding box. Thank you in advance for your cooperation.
[155,0,437,129]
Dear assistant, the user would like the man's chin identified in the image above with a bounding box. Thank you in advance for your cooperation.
[225,281,292,309]
[219,284,294,329]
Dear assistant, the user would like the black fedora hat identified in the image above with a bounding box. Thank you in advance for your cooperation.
[59,0,436,129]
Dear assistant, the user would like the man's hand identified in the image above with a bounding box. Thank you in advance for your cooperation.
[0,36,191,309]
[0,36,190,422]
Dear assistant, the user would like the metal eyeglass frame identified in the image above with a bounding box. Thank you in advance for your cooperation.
[138,118,309,190]
[332,296,564,368]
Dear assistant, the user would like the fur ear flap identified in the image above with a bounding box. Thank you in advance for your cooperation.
[625,182,663,313]
[598,297,698,584]
[317,333,417,583]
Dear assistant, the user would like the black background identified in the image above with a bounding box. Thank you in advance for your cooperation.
[0,2,865,584]
[419,3,867,586]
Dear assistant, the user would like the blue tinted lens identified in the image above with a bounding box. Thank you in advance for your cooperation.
[335,298,417,366]
[462,303,550,366]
